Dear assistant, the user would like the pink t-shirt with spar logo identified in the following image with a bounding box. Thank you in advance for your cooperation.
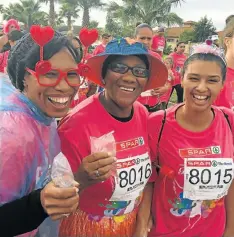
[59,94,155,222]
[148,104,234,237]
[214,67,234,109]
[152,35,166,56]
[170,52,187,85]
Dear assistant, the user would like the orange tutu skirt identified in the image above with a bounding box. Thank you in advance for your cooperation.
[59,208,137,237]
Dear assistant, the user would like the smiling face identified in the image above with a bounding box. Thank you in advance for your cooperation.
[135,27,153,49]
[182,60,223,112]
[104,55,148,110]
[24,48,79,118]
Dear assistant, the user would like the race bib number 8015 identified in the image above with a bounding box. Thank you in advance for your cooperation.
[184,158,234,200]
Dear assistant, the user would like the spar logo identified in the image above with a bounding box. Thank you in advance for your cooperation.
[116,137,145,152]
[212,160,218,167]
[179,146,221,157]
[186,160,212,167]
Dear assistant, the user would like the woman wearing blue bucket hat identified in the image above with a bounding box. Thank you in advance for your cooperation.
[58,38,168,237]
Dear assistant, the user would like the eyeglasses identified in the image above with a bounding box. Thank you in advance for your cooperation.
[26,68,85,87]
[108,63,149,78]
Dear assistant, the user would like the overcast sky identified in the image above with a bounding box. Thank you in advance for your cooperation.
[1,0,233,31]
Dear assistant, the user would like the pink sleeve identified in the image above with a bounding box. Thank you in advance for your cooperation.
[0,113,36,204]
[58,115,89,173]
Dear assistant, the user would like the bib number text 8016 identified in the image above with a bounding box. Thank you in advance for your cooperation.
[119,163,152,188]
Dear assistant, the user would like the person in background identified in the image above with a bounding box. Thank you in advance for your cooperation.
[0,19,20,52]
[159,56,175,109]
[151,27,166,57]
[135,23,161,60]
[92,33,111,56]
[0,30,24,73]
[135,23,169,112]
[170,41,187,103]
[149,43,234,237]
[70,80,99,108]
[214,19,234,109]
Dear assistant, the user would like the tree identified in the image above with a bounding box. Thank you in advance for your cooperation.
[164,44,173,55]
[179,30,195,43]
[164,12,183,27]
[77,0,105,27]
[107,0,184,27]
[59,0,79,31]
[41,0,58,28]
[89,20,99,29]
[1,0,48,29]
[0,4,4,14]
[194,16,216,43]
[105,15,122,37]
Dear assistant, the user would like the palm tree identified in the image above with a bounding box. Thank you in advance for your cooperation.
[77,0,105,27]
[107,0,184,27]
[161,12,183,27]
[1,0,48,29]
[59,0,79,31]
[41,0,58,28]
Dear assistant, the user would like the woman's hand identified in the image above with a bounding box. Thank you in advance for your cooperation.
[40,181,79,220]
[74,152,117,190]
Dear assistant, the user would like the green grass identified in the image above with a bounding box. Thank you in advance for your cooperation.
[170,90,177,103]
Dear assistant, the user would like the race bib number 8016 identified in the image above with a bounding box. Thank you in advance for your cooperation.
[184,158,234,200]
[110,153,152,202]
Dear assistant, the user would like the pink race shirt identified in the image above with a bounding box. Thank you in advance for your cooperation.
[170,52,187,85]
[137,50,163,107]
[214,67,234,109]
[148,104,234,237]
[152,36,166,56]
[59,94,155,220]
[92,44,106,56]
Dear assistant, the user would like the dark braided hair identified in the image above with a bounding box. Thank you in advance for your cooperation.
[7,31,82,91]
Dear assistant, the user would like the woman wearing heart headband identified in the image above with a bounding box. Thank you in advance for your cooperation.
[0,25,89,236]
[214,19,234,109]
[148,43,234,237]
[58,38,168,237]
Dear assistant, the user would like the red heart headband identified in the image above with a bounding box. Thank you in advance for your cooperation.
[79,27,99,63]
[30,25,55,74]
[29,25,99,77]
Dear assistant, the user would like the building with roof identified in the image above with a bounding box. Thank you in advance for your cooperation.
[166,21,196,44]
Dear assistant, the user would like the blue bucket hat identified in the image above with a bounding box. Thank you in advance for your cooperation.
[86,38,167,91]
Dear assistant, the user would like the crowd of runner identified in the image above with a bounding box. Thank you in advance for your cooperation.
[0,14,234,237]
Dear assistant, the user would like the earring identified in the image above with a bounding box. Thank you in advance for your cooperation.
[102,79,106,85]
